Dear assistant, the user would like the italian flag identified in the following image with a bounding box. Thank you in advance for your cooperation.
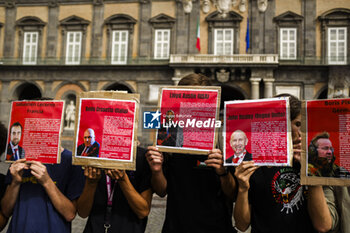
[196,18,200,52]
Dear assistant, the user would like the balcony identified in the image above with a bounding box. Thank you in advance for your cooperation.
[169,54,279,67]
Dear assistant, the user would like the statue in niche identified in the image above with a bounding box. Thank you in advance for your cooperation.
[182,0,193,13]
[214,0,231,17]
[257,0,268,12]
[65,100,76,130]
[202,0,211,14]
[239,0,246,12]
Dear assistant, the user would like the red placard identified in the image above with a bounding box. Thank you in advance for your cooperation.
[224,98,292,166]
[75,98,136,161]
[155,87,220,154]
[306,99,350,179]
[6,101,64,164]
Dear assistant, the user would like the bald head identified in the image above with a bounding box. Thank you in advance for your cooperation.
[230,130,248,155]
[84,128,96,147]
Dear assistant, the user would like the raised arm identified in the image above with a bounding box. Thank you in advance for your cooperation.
[307,186,333,233]
[1,159,28,218]
[205,149,236,200]
[145,146,167,197]
[233,161,258,232]
[77,167,102,218]
[106,169,152,219]
[28,161,77,222]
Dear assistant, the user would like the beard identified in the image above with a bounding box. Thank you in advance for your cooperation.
[314,157,334,177]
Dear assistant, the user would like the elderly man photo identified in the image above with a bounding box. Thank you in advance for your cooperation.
[6,122,25,161]
[77,128,100,157]
[226,129,252,165]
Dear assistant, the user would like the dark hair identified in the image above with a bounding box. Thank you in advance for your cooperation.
[275,93,301,121]
[178,73,212,86]
[0,123,7,155]
[10,122,23,132]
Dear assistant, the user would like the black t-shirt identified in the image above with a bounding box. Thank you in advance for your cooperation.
[0,173,6,202]
[162,153,235,233]
[248,163,317,233]
[83,147,151,233]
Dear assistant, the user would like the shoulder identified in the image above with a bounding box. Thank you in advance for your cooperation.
[93,141,100,147]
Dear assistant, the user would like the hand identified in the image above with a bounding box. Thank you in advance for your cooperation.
[204,149,226,176]
[145,146,163,173]
[105,169,126,181]
[9,158,28,185]
[293,136,302,162]
[28,161,51,186]
[234,161,258,192]
[84,166,102,184]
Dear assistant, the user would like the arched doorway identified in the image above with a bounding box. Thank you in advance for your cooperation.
[105,83,133,93]
[317,88,328,99]
[220,84,246,109]
[15,83,42,100]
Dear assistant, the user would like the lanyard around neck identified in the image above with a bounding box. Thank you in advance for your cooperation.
[106,175,116,206]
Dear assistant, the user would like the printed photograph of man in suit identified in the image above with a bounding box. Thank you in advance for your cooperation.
[6,122,25,161]
[226,129,252,165]
[77,128,100,157]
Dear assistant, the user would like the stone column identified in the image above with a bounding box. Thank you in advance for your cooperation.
[0,81,11,124]
[263,78,275,98]
[138,0,152,57]
[304,84,314,100]
[46,2,59,61]
[249,78,261,99]
[90,2,104,62]
[44,81,54,99]
[3,3,16,59]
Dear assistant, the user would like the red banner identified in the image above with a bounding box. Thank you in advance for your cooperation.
[224,98,291,166]
[157,88,219,152]
[6,101,64,164]
[76,98,136,161]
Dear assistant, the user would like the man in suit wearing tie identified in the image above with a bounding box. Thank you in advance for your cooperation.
[77,128,100,157]
[6,122,25,161]
[225,130,252,165]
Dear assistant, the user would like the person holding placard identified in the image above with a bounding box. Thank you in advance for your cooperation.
[77,147,152,233]
[233,94,319,233]
[1,97,84,233]
[6,122,25,161]
[146,73,237,233]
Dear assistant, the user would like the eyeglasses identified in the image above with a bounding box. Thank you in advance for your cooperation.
[318,146,333,151]
[84,136,92,139]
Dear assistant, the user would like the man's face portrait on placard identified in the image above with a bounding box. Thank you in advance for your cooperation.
[165,110,175,123]
[84,128,96,147]
[230,130,248,155]
[10,124,22,146]
[316,138,334,163]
